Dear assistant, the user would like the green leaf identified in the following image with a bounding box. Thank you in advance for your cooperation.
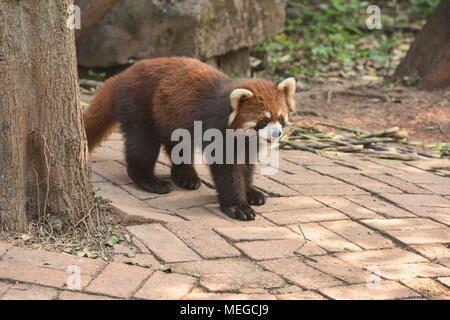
[159,264,173,273]
[105,235,124,247]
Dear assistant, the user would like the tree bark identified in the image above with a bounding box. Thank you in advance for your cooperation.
[75,0,121,43]
[394,1,450,89]
[0,0,94,232]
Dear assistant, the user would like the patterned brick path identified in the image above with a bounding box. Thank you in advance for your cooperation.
[1,133,449,300]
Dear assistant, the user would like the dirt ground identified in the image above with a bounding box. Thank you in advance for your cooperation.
[292,80,450,144]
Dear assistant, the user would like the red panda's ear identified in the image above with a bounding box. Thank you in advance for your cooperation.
[278,78,296,111]
[228,89,254,126]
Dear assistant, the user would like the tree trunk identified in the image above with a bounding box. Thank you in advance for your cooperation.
[394,1,450,89]
[75,0,121,43]
[0,0,94,232]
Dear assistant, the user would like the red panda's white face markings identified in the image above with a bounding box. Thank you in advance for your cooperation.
[228,77,296,144]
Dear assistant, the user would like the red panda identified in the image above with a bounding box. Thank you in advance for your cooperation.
[83,57,296,221]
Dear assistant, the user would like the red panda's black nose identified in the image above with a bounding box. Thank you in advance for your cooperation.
[271,128,282,139]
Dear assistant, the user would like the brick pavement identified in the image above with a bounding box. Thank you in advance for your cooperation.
[0,134,449,300]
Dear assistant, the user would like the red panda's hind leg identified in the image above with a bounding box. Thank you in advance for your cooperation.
[123,128,174,194]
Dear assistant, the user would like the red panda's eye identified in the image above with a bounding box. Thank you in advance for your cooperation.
[279,116,286,127]
[258,119,269,129]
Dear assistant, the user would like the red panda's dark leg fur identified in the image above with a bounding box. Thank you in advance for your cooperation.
[164,143,201,190]
[210,164,256,221]
[244,164,266,206]
[115,81,174,194]
[170,164,202,190]
[123,130,174,194]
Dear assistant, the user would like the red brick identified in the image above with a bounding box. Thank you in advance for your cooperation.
[345,195,416,218]
[313,196,381,219]
[336,248,427,267]
[259,257,343,290]
[392,172,450,184]
[320,220,392,250]
[172,258,284,291]
[374,263,450,280]
[0,281,11,297]
[364,173,434,194]
[95,183,183,222]
[0,261,92,289]
[321,281,419,300]
[410,243,450,261]
[407,159,450,172]
[437,277,450,288]
[128,224,201,262]
[185,288,275,300]
[400,278,450,299]
[114,253,160,270]
[386,228,450,245]
[172,206,228,223]
[0,242,11,257]
[291,183,368,196]
[407,206,450,225]
[165,222,241,259]
[381,193,450,208]
[288,223,362,253]
[134,271,196,300]
[368,159,424,174]
[214,226,302,242]
[336,174,403,194]
[276,291,326,300]
[418,184,450,195]
[2,246,105,276]
[235,239,326,260]
[262,207,347,225]
[86,262,152,298]
[270,171,344,185]
[91,160,132,185]
[282,151,336,166]
[90,146,124,162]
[258,196,323,213]
[58,291,117,300]
[304,255,371,284]
[145,186,218,211]
[92,172,106,183]
[276,158,313,174]
[252,175,299,197]
[1,283,57,300]
[362,218,450,244]
[307,165,365,175]
[372,218,445,231]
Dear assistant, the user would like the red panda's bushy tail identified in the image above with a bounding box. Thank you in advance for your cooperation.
[83,76,118,152]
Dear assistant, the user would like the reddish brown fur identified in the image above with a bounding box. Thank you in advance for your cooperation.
[230,79,290,130]
[82,57,292,221]
[83,75,119,151]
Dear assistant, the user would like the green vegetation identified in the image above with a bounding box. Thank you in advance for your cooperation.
[251,0,439,82]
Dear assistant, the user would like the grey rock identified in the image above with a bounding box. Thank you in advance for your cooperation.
[77,0,287,75]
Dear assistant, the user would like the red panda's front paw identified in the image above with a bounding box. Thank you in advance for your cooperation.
[246,189,266,206]
[221,205,256,221]
[137,179,174,194]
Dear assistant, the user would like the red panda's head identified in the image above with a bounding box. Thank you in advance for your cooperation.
[228,78,296,144]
